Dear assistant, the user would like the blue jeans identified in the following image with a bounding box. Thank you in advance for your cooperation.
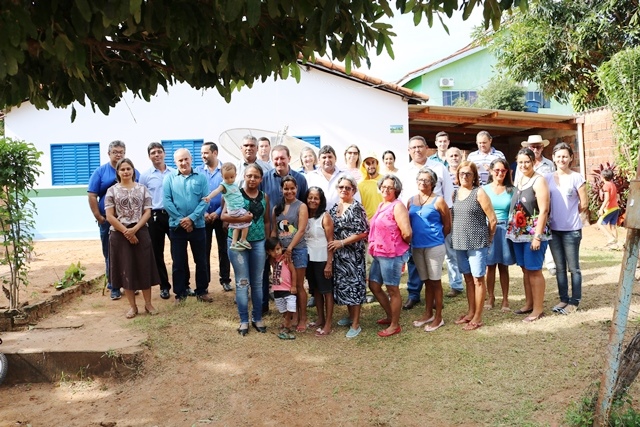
[445,234,463,291]
[229,238,266,324]
[169,227,209,299]
[549,230,582,306]
[99,221,111,287]
[406,257,423,302]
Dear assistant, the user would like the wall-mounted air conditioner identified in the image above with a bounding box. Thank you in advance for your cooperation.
[439,77,454,87]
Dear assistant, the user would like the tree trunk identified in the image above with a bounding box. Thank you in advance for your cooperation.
[613,331,640,401]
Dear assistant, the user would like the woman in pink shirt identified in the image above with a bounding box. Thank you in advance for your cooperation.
[368,175,412,337]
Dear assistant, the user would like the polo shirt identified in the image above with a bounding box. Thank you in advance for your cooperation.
[163,169,209,229]
[261,167,309,210]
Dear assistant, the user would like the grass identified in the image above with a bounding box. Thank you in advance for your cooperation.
[111,238,638,426]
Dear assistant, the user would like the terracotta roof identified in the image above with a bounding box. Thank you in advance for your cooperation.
[299,57,429,104]
[396,42,484,85]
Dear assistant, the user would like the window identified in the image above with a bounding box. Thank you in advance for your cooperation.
[527,91,551,108]
[51,143,100,185]
[161,139,205,168]
[442,91,478,106]
[294,135,321,148]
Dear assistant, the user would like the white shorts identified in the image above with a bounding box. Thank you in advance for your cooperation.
[274,291,297,313]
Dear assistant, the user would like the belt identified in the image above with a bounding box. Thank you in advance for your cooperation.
[496,221,506,225]
[152,209,168,215]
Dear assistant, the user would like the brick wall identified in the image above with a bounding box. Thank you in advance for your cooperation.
[582,107,616,178]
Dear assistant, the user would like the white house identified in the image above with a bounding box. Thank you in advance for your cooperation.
[5,59,428,240]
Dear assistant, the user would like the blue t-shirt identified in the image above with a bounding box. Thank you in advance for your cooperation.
[87,163,140,215]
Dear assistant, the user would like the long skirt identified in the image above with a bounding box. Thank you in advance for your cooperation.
[109,227,160,291]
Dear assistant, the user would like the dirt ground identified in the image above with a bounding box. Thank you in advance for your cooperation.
[0,225,634,426]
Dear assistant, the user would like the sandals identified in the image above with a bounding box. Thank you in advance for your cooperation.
[412,316,435,327]
[144,305,158,315]
[522,313,544,323]
[454,315,471,325]
[238,240,252,250]
[126,307,138,319]
[463,321,482,331]
[315,329,331,337]
[278,328,296,340]
[552,302,568,313]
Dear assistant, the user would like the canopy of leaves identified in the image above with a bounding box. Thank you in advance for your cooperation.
[597,47,640,174]
[474,76,525,110]
[478,0,640,112]
[0,0,528,117]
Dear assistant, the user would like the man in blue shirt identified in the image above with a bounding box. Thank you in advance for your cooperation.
[87,140,139,301]
[428,131,450,167]
[139,142,176,300]
[163,148,213,303]
[195,141,232,292]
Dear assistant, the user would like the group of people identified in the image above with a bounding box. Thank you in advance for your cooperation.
[87,130,608,339]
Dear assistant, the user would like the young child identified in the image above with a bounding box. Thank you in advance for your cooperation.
[265,237,297,340]
[597,169,620,249]
[203,163,252,251]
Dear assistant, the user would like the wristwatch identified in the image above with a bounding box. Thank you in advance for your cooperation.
[534,234,543,239]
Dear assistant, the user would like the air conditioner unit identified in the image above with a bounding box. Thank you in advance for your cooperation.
[439,77,454,87]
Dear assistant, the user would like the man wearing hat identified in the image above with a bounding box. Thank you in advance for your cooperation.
[358,152,383,220]
[514,135,555,183]
[515,134,557,276]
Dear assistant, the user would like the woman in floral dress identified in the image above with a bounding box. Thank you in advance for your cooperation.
[327,175,369,338]
[506,148,551,323]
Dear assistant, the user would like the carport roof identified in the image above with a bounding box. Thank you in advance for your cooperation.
[409,105,577,139]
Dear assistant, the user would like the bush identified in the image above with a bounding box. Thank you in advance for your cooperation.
[587,162,629,224]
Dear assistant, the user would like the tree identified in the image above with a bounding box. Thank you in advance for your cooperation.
[0,0,528,117]
[473,76,526,111]
[0,137,42,311]
[477,0,640,112]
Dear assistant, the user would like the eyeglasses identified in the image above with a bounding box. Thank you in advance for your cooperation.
[409,145,425,151]
[380,186,395,191]
[110,150,125,155]
[417,178,431,183]
[492,169,508,174]
[459,171,473,177]
[338,185,353,191]
[528,145,544,150]
[242,144,256,148]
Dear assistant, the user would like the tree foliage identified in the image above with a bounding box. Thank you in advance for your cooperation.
[0,137,41,311]
[474,76,525,110]
[597,46,640,174]
[478,0,640,112]
[0,0,528,117]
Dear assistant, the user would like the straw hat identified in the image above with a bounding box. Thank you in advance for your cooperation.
[521,135,550,147]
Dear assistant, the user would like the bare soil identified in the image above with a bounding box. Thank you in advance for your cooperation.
[0,226,637,426]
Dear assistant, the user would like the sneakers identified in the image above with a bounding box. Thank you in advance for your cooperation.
[185,287,196,297]
[110,288,121,300]
[365,295,375,304]
[221,282,233,292]
[159,289,171,300]
[307,296,315,307]
[548,267,557,276]
[446,289,463,298]
[337,318,352,327]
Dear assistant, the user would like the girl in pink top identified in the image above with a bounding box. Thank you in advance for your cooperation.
[368,175,412,338]
[266,237,297,340]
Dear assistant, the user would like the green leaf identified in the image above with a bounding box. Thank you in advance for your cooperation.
[246,0,261,27]
[224,1,244,22]
[130,0,143,23]
[75,0,93,22]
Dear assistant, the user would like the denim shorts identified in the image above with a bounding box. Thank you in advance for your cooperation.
[369,251,411,286]
[291,246,308,269]
[456,247,488,278]
[512,240,548,271]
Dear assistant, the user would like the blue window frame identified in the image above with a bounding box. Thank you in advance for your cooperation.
[161,139,204,168]
[51,143,100,186]
[442,90,478,106]
[527,91,551,108]
[294,135,321,148]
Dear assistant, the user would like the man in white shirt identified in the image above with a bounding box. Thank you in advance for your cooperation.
[305,145,361,210]
[399,136,462,309]
[467,130,506,185]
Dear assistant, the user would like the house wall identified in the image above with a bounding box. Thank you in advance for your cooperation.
[405,49,574,115]
[581,107,617,179]
[6,68,412,240]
